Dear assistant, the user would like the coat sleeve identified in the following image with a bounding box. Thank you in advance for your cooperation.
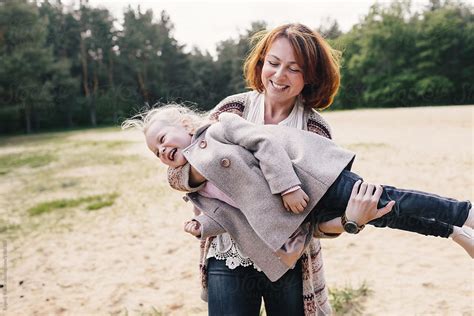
[194,214,227,239]
[216,112,301,195]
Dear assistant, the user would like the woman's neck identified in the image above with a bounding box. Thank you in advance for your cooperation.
[263,96,297,125]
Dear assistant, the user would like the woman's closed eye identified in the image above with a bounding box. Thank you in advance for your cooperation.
[267,60,278,67]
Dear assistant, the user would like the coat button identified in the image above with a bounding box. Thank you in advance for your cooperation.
[220,158,231,168]
[199,140,207,148]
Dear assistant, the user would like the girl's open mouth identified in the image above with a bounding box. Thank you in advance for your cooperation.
[168,148,177,161]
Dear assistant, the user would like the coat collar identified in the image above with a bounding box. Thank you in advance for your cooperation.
[191,123,212,141]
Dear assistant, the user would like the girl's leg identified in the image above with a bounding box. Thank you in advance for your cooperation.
[378,185,471,235]
[450,226,474,258]
[316,170,471,238]
[262,259,304,316]
[370,215,454,237]
[464,206,474,229]
[207,258,262,316]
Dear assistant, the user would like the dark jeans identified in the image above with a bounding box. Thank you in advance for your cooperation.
[207,257,304,316]
[315,170,471,238]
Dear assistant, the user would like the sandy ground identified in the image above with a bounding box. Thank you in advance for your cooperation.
[0,105,473,315]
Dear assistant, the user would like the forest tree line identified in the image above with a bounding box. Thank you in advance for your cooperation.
[0,0,473,133]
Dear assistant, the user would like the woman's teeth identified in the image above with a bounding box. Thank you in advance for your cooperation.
[271,81,288,90]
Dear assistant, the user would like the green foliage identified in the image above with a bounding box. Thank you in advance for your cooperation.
[332,0,474,109]
[0,0,472,133]
[28,193,119,216]
[329,282,372,315]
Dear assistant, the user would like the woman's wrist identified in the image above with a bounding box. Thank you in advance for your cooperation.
[318,217,345,234]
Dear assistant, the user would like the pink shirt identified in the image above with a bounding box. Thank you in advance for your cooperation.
[198,181,237,208]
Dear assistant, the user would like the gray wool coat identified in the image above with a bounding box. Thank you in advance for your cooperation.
[182,112,355,281]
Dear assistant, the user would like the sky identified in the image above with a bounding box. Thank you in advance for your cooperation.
[63,0,467,56]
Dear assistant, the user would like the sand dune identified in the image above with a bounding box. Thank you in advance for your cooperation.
[1,105,472,315]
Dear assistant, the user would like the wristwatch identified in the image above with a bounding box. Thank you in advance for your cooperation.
[341,213,365,234]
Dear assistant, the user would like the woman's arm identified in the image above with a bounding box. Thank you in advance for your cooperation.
[305,111,394,237]
[317,180,395,235]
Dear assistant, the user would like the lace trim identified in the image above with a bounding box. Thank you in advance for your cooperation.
[206,234,261,271]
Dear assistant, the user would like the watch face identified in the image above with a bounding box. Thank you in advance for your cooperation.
[344,222,359,234]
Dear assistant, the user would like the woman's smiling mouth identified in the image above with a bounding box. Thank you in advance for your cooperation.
[270,80,289,91]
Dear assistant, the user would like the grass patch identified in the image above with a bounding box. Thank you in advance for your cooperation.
[345,142,389,151]
[329,282,372,315]
[28,193,119,216]
[118,306,163,316]
[72,140,135,149]
[0,133,63,148]
[0,219,20,234]
[86,197,116,211]
[0,152,55,174]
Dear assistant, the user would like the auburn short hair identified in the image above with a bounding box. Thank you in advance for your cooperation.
[244,23,341,110]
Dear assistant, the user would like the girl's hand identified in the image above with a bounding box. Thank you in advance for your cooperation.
[184,220,201,237]
[345,180,395,225]
[282,188,310,214]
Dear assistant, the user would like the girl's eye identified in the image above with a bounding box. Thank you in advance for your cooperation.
[268,61,278,66]
[289,67,300,73]
[160,135,165,143]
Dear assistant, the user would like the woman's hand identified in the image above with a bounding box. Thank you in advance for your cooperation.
[282,188,309,214]
[345,180,395,225]
[317,180,395,236]
[184,220,201,237]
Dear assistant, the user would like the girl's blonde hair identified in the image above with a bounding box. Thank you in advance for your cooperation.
[121,104,209,134]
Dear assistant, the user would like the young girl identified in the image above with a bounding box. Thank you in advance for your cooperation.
[123,105,473,278]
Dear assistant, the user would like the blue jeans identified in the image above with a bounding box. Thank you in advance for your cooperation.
[207,257,304,316]
[315,170,471,238]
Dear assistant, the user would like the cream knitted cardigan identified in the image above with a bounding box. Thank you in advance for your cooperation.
[168,91,338,315]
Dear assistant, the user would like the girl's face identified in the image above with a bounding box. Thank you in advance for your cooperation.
[145,120,192,168]
[261,37,305,106]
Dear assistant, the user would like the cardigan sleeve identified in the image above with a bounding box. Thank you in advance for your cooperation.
[209,93,247,121]
[307,110,333,139]
[216,112,301,195]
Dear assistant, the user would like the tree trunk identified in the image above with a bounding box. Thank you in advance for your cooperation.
[108,50,117,122]
[66,106,73,128]
[24,103,32,134]
[90,68,98,126]
[33,108,40,131]
[137,71,149,103]
[80,35,90,98]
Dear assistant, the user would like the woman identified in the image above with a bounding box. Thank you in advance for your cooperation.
[169,23,393,315]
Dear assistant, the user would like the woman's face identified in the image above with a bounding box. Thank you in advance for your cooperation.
[261,37,305,106]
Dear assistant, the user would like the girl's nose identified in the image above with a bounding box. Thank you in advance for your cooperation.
[158,146,166,156]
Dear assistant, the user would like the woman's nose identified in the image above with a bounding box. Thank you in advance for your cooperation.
[274,66,285,79]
